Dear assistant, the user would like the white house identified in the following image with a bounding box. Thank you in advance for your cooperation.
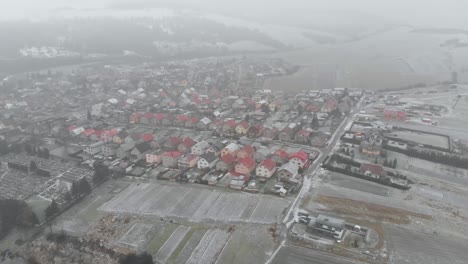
[197,153,218,170]
[191,140,210,156]
[84,141,106,156]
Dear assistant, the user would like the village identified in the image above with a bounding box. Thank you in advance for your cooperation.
[1,55,468,264]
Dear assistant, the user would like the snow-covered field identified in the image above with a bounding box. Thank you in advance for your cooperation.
[118,223,154,249]
[185,229,230,264]
[155,225,191,263]
[99,183,290,224]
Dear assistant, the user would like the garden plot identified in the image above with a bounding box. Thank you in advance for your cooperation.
[175,230,207,264]
[118,223,154,249]
[99,183,290,224]
[155,225,191,263]
[390,130,450,150]
[186,229,230,264]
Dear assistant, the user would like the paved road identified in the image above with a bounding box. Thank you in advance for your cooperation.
[272,245,364,264]
[385,225,467,264]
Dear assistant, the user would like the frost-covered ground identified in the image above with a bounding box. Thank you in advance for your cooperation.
[99,183,290,224]
[118,223,154,249]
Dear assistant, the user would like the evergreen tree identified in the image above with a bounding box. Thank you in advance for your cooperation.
[29,161,38,172]
[45,200,59,219]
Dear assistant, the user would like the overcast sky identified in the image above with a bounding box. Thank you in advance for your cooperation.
[2,0,467,29]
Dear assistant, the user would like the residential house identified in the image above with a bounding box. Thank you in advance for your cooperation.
[253,146,271,162]
[131,141,151,160]
[116,142,135,159]
[220,143,240,157]
[185,117,199,128]
[359,163,383,178]
[174,115,188,127]
[256,159,277,181]
[247,125,264,138]
[277,162,299,182]
[83,141,106,156]
[279,124,298,141]
[216,153,236,172]
[125,133,141,145]
[295,129,312,144]
[161,151,183,168]
[289,151,309,169]
[129,112,141,124]
[222,120,237,133]
[101,129,120,143]
[197,153,218,170]
[161,114,174,126]
[81,128,96,140]
[235,157,256,175]
[191,140,210,155]
[146,149,164,164]
[142,133,154,142]
[177,138,197,153]
[70,127,85,137]
[178,154,200,169]
[164,136,181,149]
[235,121,250,135]
[197,117,212,130]
[311,214,346,239]
[153,113,166,126]
[113,130,128,145]
[310,132,329,148]
[271,149,289,165]
[237,145,255,159]
[360,132,383,156]
[262,127,279,140]
[150,134,167,149]
[102,144,119,157]
[209,119,224,131]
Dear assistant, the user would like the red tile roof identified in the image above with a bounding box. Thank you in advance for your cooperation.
[189,117,199,124]
[144,112,153,119]
[221,153,236,165]
[177,115,189,122]
[239,145,255,156]
[142,133,154,142]
[296,129,311,138]
[67,125,77,131]
[237,157,256,169]
[273,149,289,160]
[225,120,237,127]
[238,121,250,129]
[360,163,383,175]
[82,128,96,136]
[169,136,181,146]
[290,151,309,162]
[181,138,196,148]
[155,113,166,120]
[162,151,182,158]
[259,159,276,171]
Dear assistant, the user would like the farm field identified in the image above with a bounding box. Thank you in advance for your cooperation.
[99,183,290,224]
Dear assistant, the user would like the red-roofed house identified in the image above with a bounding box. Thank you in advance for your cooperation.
[256,159,277,181]
[140,112,154,124]
[295,129,312,144]
[161,151,183,168]
[383,109,407,122]
[235,157,256,175]
[130,112,141,124]
[359,163,383,177]
[185,117,199,128]
[177,138,197,153]
[81,128,96,139]
[153,113,166,125]
[164,136,181,149]
[271,149,289,165]
[289,151,310,169]
[222,120,237,133]
[90,130,104,141]
[101,129,119,142]
[142,133,154,142]
[216,153,236,172]
[247,125,264,138]
[237,145,255,159]
[235,121,250,135]
[262,127,279,140]
[174,115,188,127]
